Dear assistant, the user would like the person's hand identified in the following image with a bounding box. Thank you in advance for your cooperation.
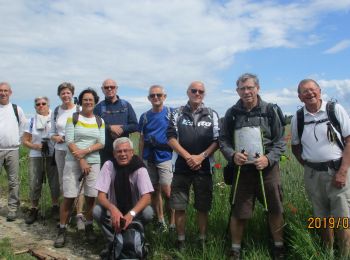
[53,135,65,143]
[32,143,43,151]
[79,159,91,175]
[110,125,124,138]
[254,155,269,170]
[110,207,124,233]
[122,212,134,230]
[233,151,248,166]
[333,170,347,189]
[72,149,88,160]
[186,155,203,171]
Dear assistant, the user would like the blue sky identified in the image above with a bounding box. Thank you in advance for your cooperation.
[1,0,349,118]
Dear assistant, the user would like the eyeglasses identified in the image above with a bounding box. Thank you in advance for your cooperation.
[103,85,116,90]
[35,102,47,107]
[190,89,205,95]
[116,149,132,154]
[149,93,164,98]
[237,86,256,92]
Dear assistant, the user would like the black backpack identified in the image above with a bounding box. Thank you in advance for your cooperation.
[108,221,148,260]
[296,101,345,150]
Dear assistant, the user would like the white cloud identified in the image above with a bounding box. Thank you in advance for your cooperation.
[323,39,350,54]
[1,1,350,116]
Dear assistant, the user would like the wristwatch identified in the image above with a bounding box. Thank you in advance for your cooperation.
[201,151,208,159]
[130,210,136,217]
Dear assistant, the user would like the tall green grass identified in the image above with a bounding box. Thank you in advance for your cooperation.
[0,131,336,259]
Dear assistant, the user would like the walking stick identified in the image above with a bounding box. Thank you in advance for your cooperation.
[40,139,50,224]
[255,152,268,211]
[68,174,85,225]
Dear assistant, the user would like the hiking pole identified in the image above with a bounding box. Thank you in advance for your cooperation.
[40,139,50,225]
[68,174,85,225]
[225,150,245,238]
[255,152,268,211]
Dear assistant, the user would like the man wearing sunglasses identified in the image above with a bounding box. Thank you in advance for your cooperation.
[94,79,138,166]
[0,82,27,221]
[139,85,175,233]
[219,73,286,259]
[167,81,219,250]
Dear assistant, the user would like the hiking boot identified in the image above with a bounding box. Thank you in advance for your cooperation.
[273,246,285,260]
[156,221,167,233]
[25,208,38,224]
[51,205,60,221]
[228,248,241,260]
[85,224,97,242]
[6,210,17,222]
[175,240,185,252]
[76,215,85,231]
[54,227,66,248]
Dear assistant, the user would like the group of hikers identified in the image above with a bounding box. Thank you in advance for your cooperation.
[0,72,349,260]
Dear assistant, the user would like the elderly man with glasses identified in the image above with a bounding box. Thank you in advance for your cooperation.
[94,79,138,166]
[167,81,219,250]
[219,73,286,260]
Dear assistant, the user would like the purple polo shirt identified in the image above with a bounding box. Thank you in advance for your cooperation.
[96,160,154,206]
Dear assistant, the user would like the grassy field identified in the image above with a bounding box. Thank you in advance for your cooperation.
[0,131,336,259]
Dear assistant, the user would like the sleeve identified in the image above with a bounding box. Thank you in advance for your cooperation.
[95,160,113,193]
[98,118,105,146]
[335,103,350,138]
[136,167,154,195]
[24,117,33,134]
[166,108,178,140]
[138,113,145,134]
[290,113,300,145]
[49,110,57,138]
[65,117,74,144]
[218,109,235,164]
[265,106,286,164]
[122,102,138,134]
[18,106,27,138]
[212,110,219,140]
[93,103,101,117]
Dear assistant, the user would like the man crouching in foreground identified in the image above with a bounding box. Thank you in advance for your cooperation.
[93,137,154,257]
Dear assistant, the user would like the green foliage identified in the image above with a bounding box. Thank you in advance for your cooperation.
[0,128,339,259]
[0,238,35,259]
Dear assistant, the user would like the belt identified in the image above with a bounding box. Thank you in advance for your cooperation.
[304,158,342,171]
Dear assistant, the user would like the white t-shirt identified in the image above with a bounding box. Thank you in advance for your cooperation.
[49,105,77,151]
[0,102,27,150]
[291,100,350,162]
[25,112,54,157]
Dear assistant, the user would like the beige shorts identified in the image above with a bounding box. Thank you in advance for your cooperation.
[62,161,100,198]
[144,160,173,186]
[304,165,350,218]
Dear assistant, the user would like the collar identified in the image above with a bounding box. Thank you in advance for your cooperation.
[303,99,326,115]
[104,95,120,105]
[185,101,204,114]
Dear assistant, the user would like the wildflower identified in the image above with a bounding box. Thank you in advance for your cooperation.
[287,203,298,215]
[214,163,222,169]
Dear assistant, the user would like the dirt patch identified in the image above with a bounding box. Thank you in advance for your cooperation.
[0,201,102,260]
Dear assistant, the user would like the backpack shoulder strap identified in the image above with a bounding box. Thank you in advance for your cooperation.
[296,107,304,140]
[267,103,287,126]
[12,104,19,124]
[29,117,34,133]
[326,101,341,134]
[54,106,60,122]
[72,112,79,127]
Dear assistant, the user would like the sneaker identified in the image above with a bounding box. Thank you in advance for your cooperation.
[54,227,66,248]
[273,246,285,260]
[229,248,241,260]
[6,210,17,222]
[76,215,85,231]
[156,221,167,233]
[175,240,185,252]
[85,224,97,242]
[25,208,38,224]
[51,205,60,221]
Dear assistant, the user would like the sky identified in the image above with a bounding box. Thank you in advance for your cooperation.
[1,0,350,118]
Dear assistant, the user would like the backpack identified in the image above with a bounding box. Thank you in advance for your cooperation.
[12,104,19,124]
[72,112,103,129]
[296,101,345,150]
[108,221,148,260]
[100,99,128,115]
